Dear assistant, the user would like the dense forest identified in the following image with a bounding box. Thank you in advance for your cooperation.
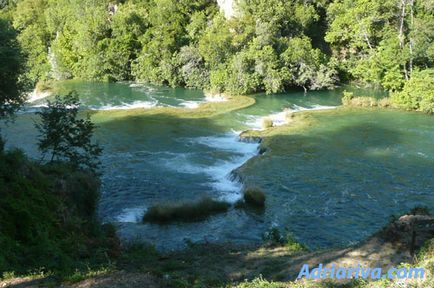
[0,0,433,100]
[1,1,434,286]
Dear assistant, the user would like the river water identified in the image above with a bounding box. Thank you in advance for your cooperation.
[3,81,434,250]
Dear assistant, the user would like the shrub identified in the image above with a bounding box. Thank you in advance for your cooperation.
[244,187,266,207]
[263,227,284,244]
[262,117,273,129]
[341,90,354,105]
[262,228,308,252]
[143,197,230,223]
[285,234,309,252]
[392,69,434,113]
[35,92,102,173]
[0,149,117,275]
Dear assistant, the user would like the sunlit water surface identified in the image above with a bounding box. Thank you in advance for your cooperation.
[4,81,434,250]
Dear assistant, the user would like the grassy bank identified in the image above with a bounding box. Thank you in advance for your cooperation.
[3,210,433,288]
[90,95,256,121]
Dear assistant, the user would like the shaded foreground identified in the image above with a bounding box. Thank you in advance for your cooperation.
[2,212,434,288]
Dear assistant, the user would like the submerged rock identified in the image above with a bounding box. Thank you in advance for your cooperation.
[238,131,262,143]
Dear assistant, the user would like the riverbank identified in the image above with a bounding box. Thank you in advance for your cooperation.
[3,83,434,287]
[2,210,433,287]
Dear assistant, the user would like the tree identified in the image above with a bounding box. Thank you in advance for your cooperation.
[12,0,51,84]
[0,18,28,118]
[35,92,102,172]
[176,45,209,89]
[326,0,433,90]
[392,69,434,113]
[281,36,336,92]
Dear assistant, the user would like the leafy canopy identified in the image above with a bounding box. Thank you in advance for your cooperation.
[35,92,102,172]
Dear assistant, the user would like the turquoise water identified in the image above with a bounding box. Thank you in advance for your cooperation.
[30,81,206,109]
[3,81,433,250]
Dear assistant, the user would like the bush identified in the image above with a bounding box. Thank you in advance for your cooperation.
[341,90,354,105]
[35,92,102,173]
[392,69,434,113]
[262,117,273,129]
[244,187,266,207]
[262,228,308,252]
[143,197,230,223]
[0,149,118,275]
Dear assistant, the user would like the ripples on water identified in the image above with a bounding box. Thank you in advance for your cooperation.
[4,81,434,250]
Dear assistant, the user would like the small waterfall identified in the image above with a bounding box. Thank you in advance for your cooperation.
[48,32,71,80]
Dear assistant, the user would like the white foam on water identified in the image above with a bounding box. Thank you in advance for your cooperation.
[129,83,157,92]
[26,89,51,103]
[203,154,256,202]
[163,132,259,202]
[198,132,258,202]
[18,102,83,114]
[92,100,158,110]
[244,115,264,129]
[245,104,337,130]
[180,101,201,109]
[268,110,289,126]
[194,134,257,154]
[129,83,143,88]
[291,104,337,111]
[205,95,227,102]
[116,207,146,223]
[111,101,336,220]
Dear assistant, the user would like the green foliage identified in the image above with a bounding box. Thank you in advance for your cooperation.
[3,0,433,96]
[143,197,230,223]
[326,0,434,90]
[35,92,102,172]
[392,69,434,113]
[281,36,337,92]
[12,0,51,84]
[234,276,287,288]
[262,227,308,252]
[0,149,118,275]
[3,0,340,94]
[0,17,28,117]
[176,45,209,89]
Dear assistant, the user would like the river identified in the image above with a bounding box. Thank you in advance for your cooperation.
[3,80,434,250]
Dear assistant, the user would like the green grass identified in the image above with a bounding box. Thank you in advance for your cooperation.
[143,197,231,223]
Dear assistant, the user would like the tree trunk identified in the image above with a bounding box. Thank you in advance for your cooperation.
[399,0,409,80]
[408,0,414,75]
[363,30,373,50]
